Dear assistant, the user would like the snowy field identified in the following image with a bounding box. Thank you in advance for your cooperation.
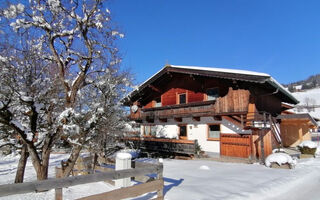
[291,87,320,118]
[1,154,320,200]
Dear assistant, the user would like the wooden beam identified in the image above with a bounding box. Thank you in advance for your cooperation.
[159,118,167,123]
[222,116,241,127]
[213,116,222,121]
[174,117,182,122]
[123,137,195,144]
[192,116,200,121]
[148,85,162,93]
[55,167,62,200]
[241,114,244,128]
[0,166,161,197]
[77,179,164,200]
[146,117,154,123]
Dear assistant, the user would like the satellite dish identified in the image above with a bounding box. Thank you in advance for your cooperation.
[131,105,138,113]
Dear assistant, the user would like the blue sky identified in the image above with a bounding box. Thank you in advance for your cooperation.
[109,0,320,85]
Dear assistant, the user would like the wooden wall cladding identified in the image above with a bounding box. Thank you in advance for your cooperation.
[188,90,204,103]
[220,134,252,158]
[144,101,153,108]
[214,88,250,113]
[255,93,282,115]
[141,73,251,109]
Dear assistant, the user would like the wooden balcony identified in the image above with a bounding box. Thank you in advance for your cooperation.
[130,88,250,121]
[123,137,198,155]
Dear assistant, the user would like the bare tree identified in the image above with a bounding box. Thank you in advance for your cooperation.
[0,0,132,180]
[304,97,316,112]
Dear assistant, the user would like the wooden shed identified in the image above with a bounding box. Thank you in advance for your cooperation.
[277,114,318,147]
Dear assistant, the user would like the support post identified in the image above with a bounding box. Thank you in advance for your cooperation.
[115,153,132,188]
[260,112,266,164]
[55,167,62,200]
[157,159,164,200]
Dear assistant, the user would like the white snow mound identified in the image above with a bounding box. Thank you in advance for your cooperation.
[272,148,286,153]
[298,141,317,149]
[116,152,132,160]
[199,165,210,170]
[265,153,296,167]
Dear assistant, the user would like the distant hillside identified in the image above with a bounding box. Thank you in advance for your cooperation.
[283,74,320,119]
[284,74,320,92]
[290,87,320,119]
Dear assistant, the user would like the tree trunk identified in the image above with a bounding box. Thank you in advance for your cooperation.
[14,144,29,183]
[92,153,98,173]
[62,145,82,177]
[27,143,51,180]
[37,147,51,180]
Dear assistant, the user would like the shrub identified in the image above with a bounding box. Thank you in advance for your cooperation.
[298,146,317,155]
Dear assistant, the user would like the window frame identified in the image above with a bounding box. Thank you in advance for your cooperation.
[143,125,157,137]
[205,87,219,101]
[177,92,187,104]
[207,123,221,141]
[178,124,188,140]
[154,96,162,107]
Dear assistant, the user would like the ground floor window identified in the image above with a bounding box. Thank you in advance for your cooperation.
[179,125,187,140]
[208,124,220,140]
[143,125,157,137]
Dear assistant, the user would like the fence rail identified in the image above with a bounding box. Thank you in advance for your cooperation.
[0,162,164,200]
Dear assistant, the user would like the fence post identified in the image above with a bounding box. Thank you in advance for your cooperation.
[115,152,132,188]
[157,159,164,200]
[55,167,62,200]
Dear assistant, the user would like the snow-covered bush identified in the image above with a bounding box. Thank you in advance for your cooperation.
[298,141,317,155]
[265,153,296,169]
[299,141,317,148]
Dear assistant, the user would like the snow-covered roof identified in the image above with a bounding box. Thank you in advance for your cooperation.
[170,65,270,77]
[123,64,299,105]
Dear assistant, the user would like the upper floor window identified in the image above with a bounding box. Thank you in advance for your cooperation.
[178,93,186,104]
[206,88,219,101]
[155,97,162,107]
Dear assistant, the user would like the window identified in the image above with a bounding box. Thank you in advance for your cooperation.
[179,93,186,104]
[144,125,157,137]
[179,125,187,139]
[155,97,162,107]
[208,124,220,140]
[206,88,219,101]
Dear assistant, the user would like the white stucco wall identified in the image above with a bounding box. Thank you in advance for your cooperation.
[140,116,251,153]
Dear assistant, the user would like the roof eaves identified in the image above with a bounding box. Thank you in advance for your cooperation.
[121,65,170,105]
[266,77,299,104]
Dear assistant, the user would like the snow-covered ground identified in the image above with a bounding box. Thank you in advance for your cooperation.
[291,87,320,119]
[1,154,320,200]
[0,153,115,200]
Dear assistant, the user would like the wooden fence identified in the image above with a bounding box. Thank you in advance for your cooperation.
[0,162,164,200]
[220,133,252,158]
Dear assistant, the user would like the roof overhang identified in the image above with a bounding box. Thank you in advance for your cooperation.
[122,65,299,106]
[277,113,318,127]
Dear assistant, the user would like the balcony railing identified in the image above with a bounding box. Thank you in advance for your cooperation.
[141,100,217,119]
[130,88,250,121]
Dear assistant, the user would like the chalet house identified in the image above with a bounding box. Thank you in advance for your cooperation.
[122,65,300,159]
